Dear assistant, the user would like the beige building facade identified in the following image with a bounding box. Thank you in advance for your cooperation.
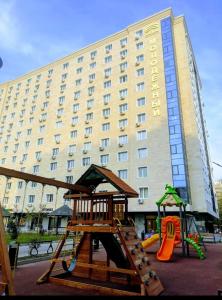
[0,8,218,232]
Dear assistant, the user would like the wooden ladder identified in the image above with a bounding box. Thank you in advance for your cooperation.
[117,225,164,296]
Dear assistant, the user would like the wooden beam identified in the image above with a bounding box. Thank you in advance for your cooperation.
[0,204,15,295]
[0,166,91,194]
[49,277,141,296]
[75,262,138,276]
[67,225,117,233]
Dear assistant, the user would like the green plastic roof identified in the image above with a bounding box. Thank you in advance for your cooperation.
[156,184,186,207]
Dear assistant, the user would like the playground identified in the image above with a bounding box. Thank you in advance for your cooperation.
[9,242,222,296]
[0,165,221,296]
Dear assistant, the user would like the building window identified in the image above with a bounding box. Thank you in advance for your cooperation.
[120,75,127,83]
[59,96,65,105]
[90,62,96,69]
[137,130,147,140]
[120,37,127,47]
[28,195,35,203]
[72,116,79,125]
[31,181,37,188]
[27,128,32,135]
[37,138,43,145]
[138,148,148,159]
[66,176,73,184]
[118,169,128,180]
[105,56,112,63]
[138,167,148,178]
[52,148,59,156]
[87,99,94,109]
[57,108,64,117]
[39,125,45,133]
[137,113,146,123]
[119,135,128,145]
[22,153,28,161]
[54,134,61,144]
[103,94,111,105]
[136,68,144,77]
[33,165,39,174]
[120,49,127,59]
[60,84,66,92]
[76,67,82,74]
[101,138,110,148]
[89,73,96,82]
[136,82,144,91]
[56,121,63,129]
[18,181,23,189]
[88,86,95,96]
[68,144,76,155]
[119,119,128,128]
[136,54,144,62]
[46,194,54,202]
[90,50,97,59]
[12,156,16,163]
[86,113,93,121]
[67,160,75,170]
[75,79,82,86]
[35,151,42,161]
[139,187,148,199]
[83,142,91,151]
[137,97,146,106]
[135,29,143,38]
[85,127,92,135]
[77,56,84,63]
[105,44,112,52]
[119,103,128,114]
[100,154,109,165]
[74,91,80,100]
[73,104,80,113]
[15,196,21,204]
[1,158,6,165]
[136,42,144,50]
[70,130,77,138]
[50,162,58,171]
[119,89,128,99]
[118,151,128,162]
[102,123,110,131]
[82,157,91,166]
[104,68,112,78]
[103,108,110,118]
[104,80,111,89]
[63,62,69,69]
[120,62,128,72]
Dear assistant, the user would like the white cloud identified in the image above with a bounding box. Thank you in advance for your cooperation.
[0,0,34,55]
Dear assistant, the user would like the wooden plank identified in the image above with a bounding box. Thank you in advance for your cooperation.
[0,166,91,194]
[70,220,113,225]
[76,262,138,276]
[49,277,141,296]
[67,226,117,233]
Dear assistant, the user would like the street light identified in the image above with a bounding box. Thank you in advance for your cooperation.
[0,57,3,69]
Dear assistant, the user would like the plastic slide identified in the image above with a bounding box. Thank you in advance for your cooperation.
[156,235,176,261]
[142,234,159,249]
[156,216,181,262]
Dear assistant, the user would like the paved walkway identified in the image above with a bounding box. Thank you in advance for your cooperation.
[12,243,222,296]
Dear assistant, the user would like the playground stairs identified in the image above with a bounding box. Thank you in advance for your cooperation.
[118,226,164,296]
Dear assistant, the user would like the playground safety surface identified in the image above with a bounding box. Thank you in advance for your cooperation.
[13,242,222,296]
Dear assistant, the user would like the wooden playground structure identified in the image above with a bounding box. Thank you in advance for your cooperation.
[0,164,164,296]
[37,164,164,296]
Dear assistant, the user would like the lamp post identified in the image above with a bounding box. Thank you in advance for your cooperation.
[0,57,3,69]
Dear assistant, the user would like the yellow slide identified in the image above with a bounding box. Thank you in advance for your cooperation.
[141,234,159,249]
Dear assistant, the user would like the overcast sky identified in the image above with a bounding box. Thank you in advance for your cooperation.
[0,0,221,180]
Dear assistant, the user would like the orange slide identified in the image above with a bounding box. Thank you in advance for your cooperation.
[156,216,181,261]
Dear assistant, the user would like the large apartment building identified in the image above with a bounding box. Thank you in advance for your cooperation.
[0,8,218,232]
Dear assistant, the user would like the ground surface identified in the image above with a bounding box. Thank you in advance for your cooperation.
[13,242,222,296]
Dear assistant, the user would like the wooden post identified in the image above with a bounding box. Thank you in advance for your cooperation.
[0,204,15,295]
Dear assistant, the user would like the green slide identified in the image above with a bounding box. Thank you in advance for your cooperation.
[184,237,206,260]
